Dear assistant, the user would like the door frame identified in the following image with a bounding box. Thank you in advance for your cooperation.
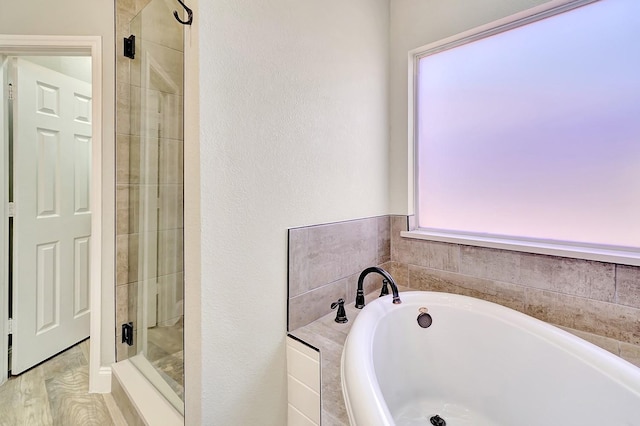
[0,34,113,392]
[0,54,7,386]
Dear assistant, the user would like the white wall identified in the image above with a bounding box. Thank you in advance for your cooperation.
[21,56,92,83]
[388,0,553,214]
[190,0,390,423]
[0,0,115,385]
[1,0,566,420]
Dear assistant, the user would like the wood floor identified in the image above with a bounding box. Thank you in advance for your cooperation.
[0,339,127,426]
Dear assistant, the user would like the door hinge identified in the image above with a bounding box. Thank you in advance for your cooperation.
[7,202,15,217]
[122,322,134,346]
[124,35,135,59]
[8,83,14,101]
[8,318,14,335]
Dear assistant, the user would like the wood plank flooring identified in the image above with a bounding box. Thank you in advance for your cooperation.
[0,339,127,426]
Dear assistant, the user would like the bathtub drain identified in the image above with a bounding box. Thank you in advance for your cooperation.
[430,414,446,426]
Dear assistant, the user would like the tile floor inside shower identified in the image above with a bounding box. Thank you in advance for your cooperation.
[147,318,184,400]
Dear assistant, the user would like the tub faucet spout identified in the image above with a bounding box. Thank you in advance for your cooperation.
[355,266,401,309]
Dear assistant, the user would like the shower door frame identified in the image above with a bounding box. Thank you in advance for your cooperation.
[0,34,112,392]
[128,4,185,411]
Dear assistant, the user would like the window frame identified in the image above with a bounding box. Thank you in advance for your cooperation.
[405,0,640,266]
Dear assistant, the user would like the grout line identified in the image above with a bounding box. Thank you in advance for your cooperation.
[613,264,618,304]
[288,374,320,398]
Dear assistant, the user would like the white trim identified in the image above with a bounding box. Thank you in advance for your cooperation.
[183,6,202,423]
[408,0,602,224]
[404,0,640,264]
[407,0,599,59]
[0,34,112,392]
[402,230,640,266]
[0,55,7,386]
[112,359,183,426]
[405,51,416,216]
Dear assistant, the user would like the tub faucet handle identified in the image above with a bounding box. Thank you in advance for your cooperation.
[331,298,348,323]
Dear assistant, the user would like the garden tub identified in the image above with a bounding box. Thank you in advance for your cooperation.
[341,291,640,425]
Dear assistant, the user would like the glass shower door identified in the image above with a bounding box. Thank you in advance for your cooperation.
[128,0,184,414]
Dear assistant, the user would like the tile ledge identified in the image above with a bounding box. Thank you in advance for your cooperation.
[402,230,640,266]
[288,288,411,426]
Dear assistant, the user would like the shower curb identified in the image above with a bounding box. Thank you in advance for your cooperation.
[111,360,183,426]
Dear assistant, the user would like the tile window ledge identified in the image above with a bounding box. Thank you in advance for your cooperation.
[401,230,640,267]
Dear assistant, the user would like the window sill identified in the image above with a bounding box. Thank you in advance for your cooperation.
[400,230,640,267]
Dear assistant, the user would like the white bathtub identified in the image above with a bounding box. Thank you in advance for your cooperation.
[341,291,640,426]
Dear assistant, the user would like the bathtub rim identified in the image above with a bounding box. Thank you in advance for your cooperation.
[341,290,640,426]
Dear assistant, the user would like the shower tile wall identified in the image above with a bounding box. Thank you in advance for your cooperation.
[389,216,640,367]
[287,216,391,331]
[115,0,184,361]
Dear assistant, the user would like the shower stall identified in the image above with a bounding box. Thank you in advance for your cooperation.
[118,0,185,414]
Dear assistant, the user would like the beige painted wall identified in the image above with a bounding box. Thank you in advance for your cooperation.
[388,0,553,214]
[0,0,116,382]
[191,0,389,423]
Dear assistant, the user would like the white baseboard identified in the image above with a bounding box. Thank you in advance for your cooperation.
[90,365,113,393]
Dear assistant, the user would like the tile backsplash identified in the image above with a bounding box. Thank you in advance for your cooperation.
[287,215,640,367]
[287,216,390,330]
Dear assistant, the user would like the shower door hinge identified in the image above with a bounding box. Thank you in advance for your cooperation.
[7,83,14,101]
[7,202,15,217]
[7,318,14,335]
[122,322,134,346]
[124,35,136,59]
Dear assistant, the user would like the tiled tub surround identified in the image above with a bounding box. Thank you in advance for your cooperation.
[287,215,640,425]
[288,216,391,331]
[389,216,640,366]
[289,288,407,425]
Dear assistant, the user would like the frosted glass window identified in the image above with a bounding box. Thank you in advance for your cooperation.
[416,0,640,248]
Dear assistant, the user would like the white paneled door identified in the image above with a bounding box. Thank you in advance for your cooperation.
[11,58,91,374]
